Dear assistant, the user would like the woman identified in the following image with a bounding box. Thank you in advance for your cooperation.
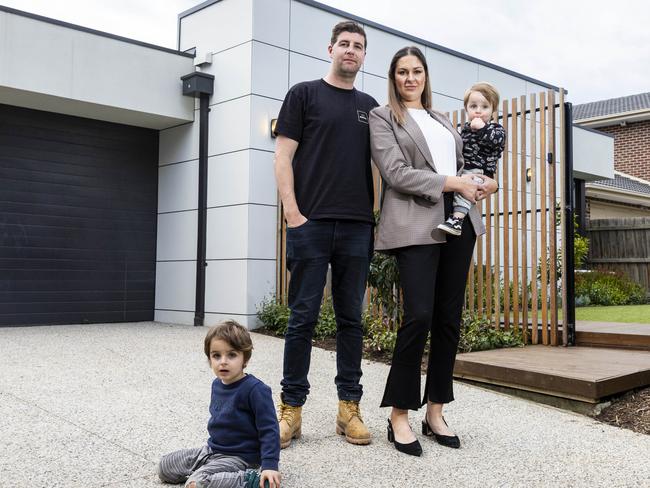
[369,46,498,455]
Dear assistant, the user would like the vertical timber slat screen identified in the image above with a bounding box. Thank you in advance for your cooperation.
[492,106,501,329]
[501,100,510,329]
[276,90,568,345]
[559,89,568,346]
[511,97,520,331]
[539,92,548,344]
[530,93,539,344]
[520,95,529,342]
[458,90,567,344]
[548,91,559,345]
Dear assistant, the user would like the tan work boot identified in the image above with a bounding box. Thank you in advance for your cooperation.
[336,400,371,445]
[278,402,302,449]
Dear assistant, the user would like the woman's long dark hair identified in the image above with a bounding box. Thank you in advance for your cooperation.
[387,46,432,125]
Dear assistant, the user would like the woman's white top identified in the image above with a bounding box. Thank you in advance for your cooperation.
[407,108,457,177]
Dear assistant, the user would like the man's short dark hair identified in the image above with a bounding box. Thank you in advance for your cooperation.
[330,21,367,49]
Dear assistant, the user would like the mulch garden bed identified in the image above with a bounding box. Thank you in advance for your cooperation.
[594,387,650,435]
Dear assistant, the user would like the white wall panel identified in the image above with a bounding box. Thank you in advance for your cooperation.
[250,150,277,205]
[573,126,615,181]
[209,97,251,155]
[432,93,464,114]
[205,259,275,318]
[158,161,198,213]
[0,13,6,74]
[205,259,248,314]
[251,96,283,152]
[526,82,553,97]
[289,0,345,61]
[289,52,330,87]
[253,0,290,48]
[247,205,277,260]
[157,211,198,261]
[247,259,277,316]
[363,27,425,78]
[72,42,193,120]
[200,42,252,104]
[362,72,387,105]
[287,56,362,99]
[353,73,363,91]
[206,205,249,260]
[1,12,194,128]
[252,42,289,100]
[180,0,253,56]
[426,48,478,100]
[205,312,257,328]
[159,122,198,165]
[477,66,527,105]
[3,15,73,96]
[155,310,195,324]
[155,261,196,311]
[208,152,250,207]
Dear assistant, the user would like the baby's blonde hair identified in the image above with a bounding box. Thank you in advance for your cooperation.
[463,82,500,112]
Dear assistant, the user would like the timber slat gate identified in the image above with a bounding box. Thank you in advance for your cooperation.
[277,89,573,346]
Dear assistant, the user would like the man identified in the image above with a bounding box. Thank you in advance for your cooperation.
[273,21,378,448]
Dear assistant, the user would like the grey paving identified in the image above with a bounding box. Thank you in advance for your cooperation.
[0,322,648,487]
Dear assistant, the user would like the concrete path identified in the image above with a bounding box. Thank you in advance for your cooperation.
[1,322,648,487]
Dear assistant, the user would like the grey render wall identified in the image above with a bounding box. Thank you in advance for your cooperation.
[0,8,195,129]
[155,0,611,327]
[156,0,282,327]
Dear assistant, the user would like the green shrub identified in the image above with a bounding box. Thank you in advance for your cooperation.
[575,271,646,306]
[363,312,397,353]
[258,298,525,356]
[574,233,589,269]
[458,313,524,353]
[367,251,401,328]
[256,296,339,339]
[256,296,290,335]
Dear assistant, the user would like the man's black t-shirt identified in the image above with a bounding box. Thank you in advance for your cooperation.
[275,79,379,223]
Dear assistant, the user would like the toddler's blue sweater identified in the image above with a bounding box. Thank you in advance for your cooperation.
[207,374,280,471]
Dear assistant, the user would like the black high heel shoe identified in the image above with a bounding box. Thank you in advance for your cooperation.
[387,418,422,456]
[422,415,461,449]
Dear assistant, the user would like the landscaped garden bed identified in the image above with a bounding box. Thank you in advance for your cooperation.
[594,387,650,435]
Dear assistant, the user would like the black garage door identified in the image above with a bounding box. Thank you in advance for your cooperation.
[0,104,158,326]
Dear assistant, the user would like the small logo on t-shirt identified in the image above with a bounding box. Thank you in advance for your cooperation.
[357,110,369,124]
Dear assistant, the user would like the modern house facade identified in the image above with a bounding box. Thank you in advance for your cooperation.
[574,93,650,226]
[0,0,614,328]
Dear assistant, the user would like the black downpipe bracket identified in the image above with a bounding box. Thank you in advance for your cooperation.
[180,72,214,326]
[564,102,576,345]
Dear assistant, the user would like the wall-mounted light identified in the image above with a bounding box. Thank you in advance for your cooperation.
[270,118,278,138]
[526,167,533,182]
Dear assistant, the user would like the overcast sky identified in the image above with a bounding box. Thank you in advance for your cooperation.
[2,0,648,104]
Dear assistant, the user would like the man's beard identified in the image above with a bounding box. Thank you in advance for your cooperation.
[335,60,360,80]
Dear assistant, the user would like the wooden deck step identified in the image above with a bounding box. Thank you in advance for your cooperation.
[453,345,650,403]
[576,321,650,351]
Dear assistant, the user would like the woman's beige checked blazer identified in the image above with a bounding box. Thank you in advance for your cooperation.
[369,105,486,251]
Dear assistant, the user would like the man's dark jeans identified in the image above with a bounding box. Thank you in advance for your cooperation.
[281,219,373,407]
